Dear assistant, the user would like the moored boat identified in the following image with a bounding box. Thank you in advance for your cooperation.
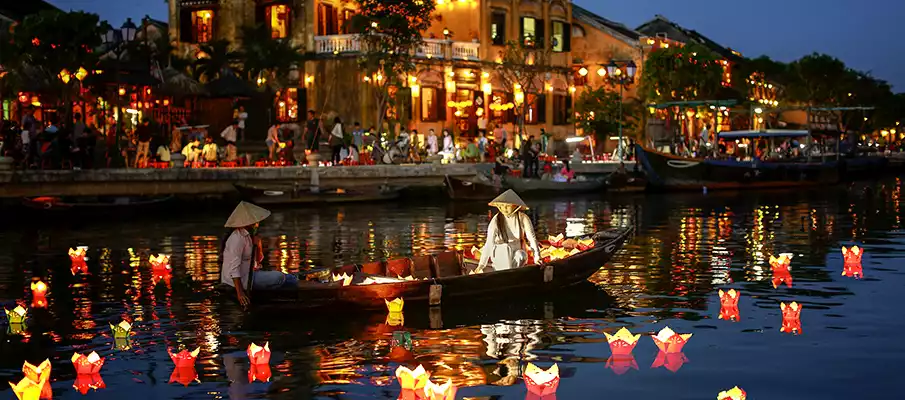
[444,175,500,201]
[22,195,175,211]
[221,227,632,309]
[502,176,605,194]
[235,184,401,205]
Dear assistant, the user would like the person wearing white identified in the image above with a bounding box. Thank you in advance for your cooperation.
[442,129,454,152]
[237,106,248,141]
[182,138,202,163]
[348,145,360,163]
[476,190,541,273]
[427,129,439,155]
[156,145,171,162]
[329,117,344,165]
[266,124,281,159]
[220,121,239,161]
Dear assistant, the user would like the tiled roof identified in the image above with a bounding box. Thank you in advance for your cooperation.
[637,15,742,61]
[571,4,641,43]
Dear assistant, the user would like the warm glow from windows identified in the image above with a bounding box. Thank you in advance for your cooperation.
[192,9,214,43]
[267,4,289,39]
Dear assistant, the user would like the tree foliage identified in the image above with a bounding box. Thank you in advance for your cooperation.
[239,24,306,90]
[573,85,640,142]
[191,39,241,82]
[11,10,103,92]
[639,42,723,103]
[492,39,556,137]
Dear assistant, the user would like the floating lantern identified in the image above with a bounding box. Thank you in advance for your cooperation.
[22,359,51,399]
[651,327,692,354]
[169,366,199,386]
[605,353,638,375]
[150,254,172,285]
[113,336,131,351]
[72,373,105,395]
[71,352,105,375]
[547,234,565,247]
[5,305,28,324]
[386,311,404,327]
[69,246,89,275]
[30,281,48,308]
[423,378,457,400]
[9,376,46,400]
[247,342,271,365]
[651,351,688,373]
[395,365,430,391]
[769,254,793,288]
[110,320,132,340]
[169,347,201,368]
[718,289,741,322]
[841,246,863,279]
[842,263,863,279]
[8,322,26,335]
[718,386,747,400]
[248,363,272,383]
[575,238,595,251]
[780,302,802,334]
[523,363,559,397]
[604,327,640,355]
[332,272,353,286]
[385,298,404,313]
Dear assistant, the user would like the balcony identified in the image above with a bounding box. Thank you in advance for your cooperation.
[314,35,480,62]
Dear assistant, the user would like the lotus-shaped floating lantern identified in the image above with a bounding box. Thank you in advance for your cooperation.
[113,336,131,351]
[169,366,199,386]
[547,233,565,247]
[842,262,863,279]
[780,302,802,334]
[9,375,47,400]
[605,353,638,375]
[69,246,89,275]
[71,352,105,375]
[110,320,132,340]
[770,254,793,288]
[332,272,353,286]
[523,363,559,397]
[247,342,271,365]
[423,378,457,400]
[169,347,201,368]
[651,327,692,354]
[386,311,405,327]
[651,351,689,373]
[718,289,741,322]
[8,322,26,336]
[30,281,48,308]
[395,364,430,391]
[5,305,28,324]
[604,327,640,355]
[22,359,51,399]
[72,373,105,395]
[149,254,171,269]
[717,386,747,400]
[248,363,272,383]
[842,245,863,266]
[575,238,595,251]
[386,298,404,313]
[150,254,172,286]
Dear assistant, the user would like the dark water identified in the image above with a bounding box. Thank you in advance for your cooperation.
[1,180,903,399]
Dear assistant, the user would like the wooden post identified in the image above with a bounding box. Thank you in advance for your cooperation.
[543,265,553,283]
[429,284,442,305]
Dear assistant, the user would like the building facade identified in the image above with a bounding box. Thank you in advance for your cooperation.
[167,0,641,141]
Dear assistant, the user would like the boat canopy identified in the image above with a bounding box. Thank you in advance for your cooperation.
[718,129,810,139]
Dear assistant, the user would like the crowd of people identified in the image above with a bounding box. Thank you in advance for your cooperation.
[0,107,102,169]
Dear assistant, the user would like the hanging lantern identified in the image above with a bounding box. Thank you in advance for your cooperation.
[780,302,802,335]
[71,352,105,375]
[523,363,559,397]
[769,254,793,288]
[118,86,126,96]
[651,326,692,354]
[423,379,457,400]
[651,350,688,373]
[395,365,430,391]
[169,366,199,387]
[5,305,28,324]
[59,68,71,84]
[606,353,638,375]
[18,93,28,103]
[718,289,740,322]
[385,298,404,313]
[331,272,352,286]
[604,327,640,355]
[110,320,132,340]
[72,373,105,395]
[75,67,88,81]
[30,281,48,309]
[247,363,272,383]
[10,376,45,400]
[247,342,271,365]
[168,347,201,368]
[718,386,747,400]
[22,359,52,400]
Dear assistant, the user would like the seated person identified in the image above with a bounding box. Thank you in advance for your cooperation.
[156,144,171,163]
[348,144,360,164]
[182,138,202,163]
[202,136,218,163]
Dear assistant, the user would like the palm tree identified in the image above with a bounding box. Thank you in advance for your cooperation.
[192,39,241,83]
[238,25,306,90]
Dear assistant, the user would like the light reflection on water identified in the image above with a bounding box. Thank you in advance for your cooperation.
[0,180,904,399]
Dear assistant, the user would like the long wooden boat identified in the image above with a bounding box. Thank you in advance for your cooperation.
[605,171,648,193]
[235,184,401,205]
[635,144,840,191]
[21,195,175,211]
[444,175,500,200]
[220,227,632,309]
[502,176,605,194]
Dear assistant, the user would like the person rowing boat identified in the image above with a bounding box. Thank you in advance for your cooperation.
[220,201,298,308]
[476,190,542,273]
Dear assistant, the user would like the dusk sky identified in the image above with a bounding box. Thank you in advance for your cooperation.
[47,0,904,90]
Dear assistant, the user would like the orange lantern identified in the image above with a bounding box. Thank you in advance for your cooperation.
[72,373,105,395]
[651,327,692,354]
[247,363,272,383]
[575,238,595,251]
[30,281,48,308]
[780,302,802,334]
[841,246,863,279]
[547,234,565,247]
[605,353,638,375]
[523,363,559,397]
[150,254,172,286]
[651,351,688,373]
[395,365,429,391]
[604,327,640,355]
[69,246,89,275]
[169,347,201,368]
[718,386,747,400]
[71,351,105,375]
[769,254,793,288]
[247,342,271,365]
[718,289,740,322]
[169,366,198,386]
[9,376,46,400]
[5,305,28,324]
[22,359,51,399]
[423,378,457,400]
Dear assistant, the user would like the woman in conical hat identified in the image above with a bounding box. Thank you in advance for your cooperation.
[476,190,541,272]
[221,201,298,308]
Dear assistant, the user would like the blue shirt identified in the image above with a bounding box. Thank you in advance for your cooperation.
[352,129,364,148]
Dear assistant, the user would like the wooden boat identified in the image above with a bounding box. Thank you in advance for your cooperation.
[605,171,648,193]
[221,227,632,309]
[444,175,500,200]
[235,184,401,205]
[635,144,840,191]
[502,176,605,194]
[21,195,174,211]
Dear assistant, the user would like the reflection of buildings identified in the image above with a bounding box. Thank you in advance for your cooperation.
[481,320,542,361]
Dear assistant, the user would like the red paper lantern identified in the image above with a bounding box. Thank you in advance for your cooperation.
[69,247,89,275]
[780,302,802,334]
[718,289,740,322]
[30,281,48,309]
[841,246,863,279]
[247,342,271,365]
[770,254,793,288]
[651,327,692,354]
[605,353,638,375]
[169,366,198,386]
[247,363,272,383]
[168,347,200,368]
[651,351,688,373]
[71,351,105,375]
[72,373,105,395]
[523,363,559,397]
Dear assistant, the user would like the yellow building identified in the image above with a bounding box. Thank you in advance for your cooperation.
[167,0,643,140]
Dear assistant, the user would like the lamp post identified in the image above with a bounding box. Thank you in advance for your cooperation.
[605,59,636,162]
[101,18,138,167]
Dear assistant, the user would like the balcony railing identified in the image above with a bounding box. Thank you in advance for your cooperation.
[314,35,480,61]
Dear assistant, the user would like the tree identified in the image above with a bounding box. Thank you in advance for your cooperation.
[238,24,306,90]
[348,0,435,136]
[785,53,853,106]
[573,85,641,144]
[731,55,789,103]
[191,39,241,82]
[492,39,556,138]
[639,42,723,104]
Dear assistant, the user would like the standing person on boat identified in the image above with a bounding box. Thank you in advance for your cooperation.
[476,190,541,273]
[221,201,299,308]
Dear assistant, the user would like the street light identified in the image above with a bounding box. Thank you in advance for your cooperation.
[604,59,637,163]
[121,18,138,42]
[100,18,139,165]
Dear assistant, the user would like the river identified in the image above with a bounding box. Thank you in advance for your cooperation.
[0,180,902,399]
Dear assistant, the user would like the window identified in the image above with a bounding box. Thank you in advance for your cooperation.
[190,9,214,43]
[317,3,338,36]
[491,92,513,123]
[275,88,299,123]
[551,21,570,52]
[553,94,571,125]
[266,4,290,39]
[526,94,545,125]
[491,12,506,46]
[521,17,544,48]
[341,9,355,34]
[421,87,446,122]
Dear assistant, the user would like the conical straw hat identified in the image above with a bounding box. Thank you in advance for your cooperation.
[488,189,529,209]
[224,201,272,228]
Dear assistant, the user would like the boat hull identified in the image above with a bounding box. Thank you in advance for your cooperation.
[444,175,500,200]
[502,176,605,194]
[235,184,401,205]
[635,145,840,191]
